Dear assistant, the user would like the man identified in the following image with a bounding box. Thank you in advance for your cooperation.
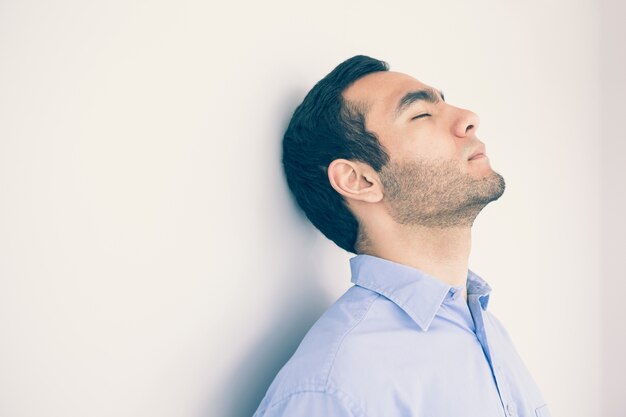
[253,55,550,417]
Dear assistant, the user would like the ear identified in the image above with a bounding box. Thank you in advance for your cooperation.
[327,159,383,204]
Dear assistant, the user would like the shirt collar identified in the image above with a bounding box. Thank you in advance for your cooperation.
[349,254,492,331]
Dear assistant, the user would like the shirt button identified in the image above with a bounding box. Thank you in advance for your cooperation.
[506,403,516,416]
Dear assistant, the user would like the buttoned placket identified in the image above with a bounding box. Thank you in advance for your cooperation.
[468,293,517,417]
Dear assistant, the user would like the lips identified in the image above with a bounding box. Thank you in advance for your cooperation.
[468,145,487,160]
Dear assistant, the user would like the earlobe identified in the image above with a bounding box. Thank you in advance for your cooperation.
[327,159,383,204]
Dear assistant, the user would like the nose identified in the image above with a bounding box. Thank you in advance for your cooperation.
[453,107,480,137]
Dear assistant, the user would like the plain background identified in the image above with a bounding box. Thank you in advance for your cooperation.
[0,0,624,416]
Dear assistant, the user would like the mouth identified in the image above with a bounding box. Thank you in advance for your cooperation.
[467,143,487,161]
[468,153,487,161]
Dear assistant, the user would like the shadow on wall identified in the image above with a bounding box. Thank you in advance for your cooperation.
[217,265,332,417]
[211,85,334,417]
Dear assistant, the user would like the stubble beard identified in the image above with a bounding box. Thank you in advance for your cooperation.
[377,157,506,228]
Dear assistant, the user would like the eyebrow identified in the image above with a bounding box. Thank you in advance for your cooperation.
[394,88,445,119]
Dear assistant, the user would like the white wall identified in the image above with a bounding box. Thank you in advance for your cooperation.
[600,0,626,416]
[0,0,614,416]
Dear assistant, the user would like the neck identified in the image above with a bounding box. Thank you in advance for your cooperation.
[362,220,472,301]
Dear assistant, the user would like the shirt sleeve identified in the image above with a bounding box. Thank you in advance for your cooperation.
[260,390,362,417]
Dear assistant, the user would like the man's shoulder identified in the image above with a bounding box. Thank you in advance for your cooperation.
[271,284,381,385]
[254,285,382,415]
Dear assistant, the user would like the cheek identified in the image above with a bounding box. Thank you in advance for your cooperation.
[395,134,454,161]
[388,123,458,161]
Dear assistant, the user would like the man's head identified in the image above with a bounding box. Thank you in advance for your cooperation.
[282,55,505,254]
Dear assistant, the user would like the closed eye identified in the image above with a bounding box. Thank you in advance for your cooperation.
[411,113,431,120]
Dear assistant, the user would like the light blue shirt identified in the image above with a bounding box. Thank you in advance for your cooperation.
[253,254,550,417]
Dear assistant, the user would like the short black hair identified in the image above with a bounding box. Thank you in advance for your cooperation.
[282,55,391,253]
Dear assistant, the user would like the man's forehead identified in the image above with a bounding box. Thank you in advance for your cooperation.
[343,71,428,110]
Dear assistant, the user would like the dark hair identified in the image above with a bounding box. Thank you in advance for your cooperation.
[282,55,391,254]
